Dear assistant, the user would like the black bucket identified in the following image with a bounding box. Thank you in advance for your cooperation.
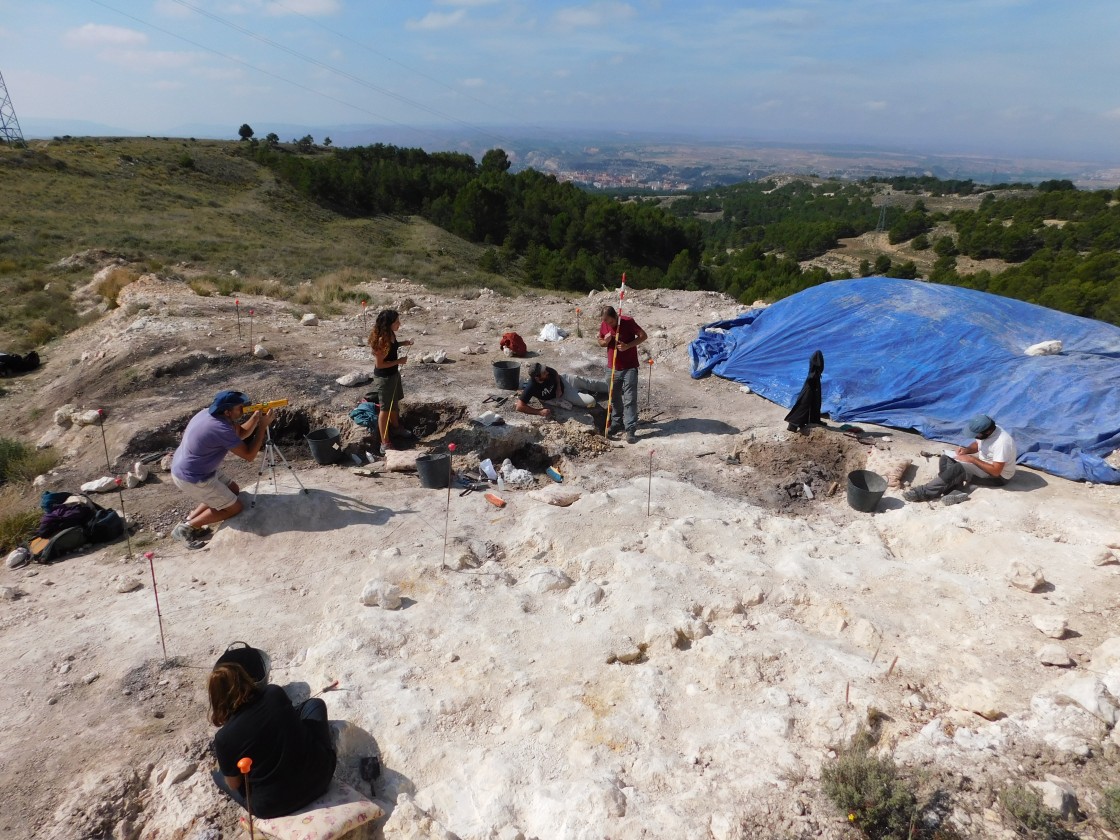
[416,453,451,489]
[215,641,270,689]
[306,427,342,465]
[847,469,887,513]
[492,360,521,390]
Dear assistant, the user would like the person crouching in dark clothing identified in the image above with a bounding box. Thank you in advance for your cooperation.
[208,663,337,818]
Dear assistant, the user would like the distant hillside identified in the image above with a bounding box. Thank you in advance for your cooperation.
[0,137,518,351]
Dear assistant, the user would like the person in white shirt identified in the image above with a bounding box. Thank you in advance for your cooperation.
[903,414,1016,503]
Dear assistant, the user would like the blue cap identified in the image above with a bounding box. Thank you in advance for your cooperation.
[967,414,995,436]
[209,390,251,416]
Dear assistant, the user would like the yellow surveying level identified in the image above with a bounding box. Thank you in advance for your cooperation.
[242,398,289,413]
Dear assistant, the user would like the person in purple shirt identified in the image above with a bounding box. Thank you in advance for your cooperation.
[169,390,276,547]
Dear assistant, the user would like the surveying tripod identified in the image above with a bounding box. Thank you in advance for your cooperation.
[251,426,308,507]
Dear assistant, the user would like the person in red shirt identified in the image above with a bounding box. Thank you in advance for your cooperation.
[598,305,648,443]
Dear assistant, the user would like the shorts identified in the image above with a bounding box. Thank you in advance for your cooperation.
[171,469,238,510]
[371,371,404,408]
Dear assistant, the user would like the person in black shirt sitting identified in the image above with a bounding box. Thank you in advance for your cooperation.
[208,663,338,818]
[515,362,609,420]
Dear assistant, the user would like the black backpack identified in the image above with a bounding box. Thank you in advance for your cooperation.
[28,494,124,564]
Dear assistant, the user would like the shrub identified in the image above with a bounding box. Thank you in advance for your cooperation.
[822,734,919,839]
[96,266,140,307]
[0,503,39,554]
[0,437,58,484]
[999,785,1078,839]
[1101,786,1120,829]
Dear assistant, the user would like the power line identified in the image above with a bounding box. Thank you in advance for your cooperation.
[87,0,465,148]
[166,0,510,146]
[265,0,550,136]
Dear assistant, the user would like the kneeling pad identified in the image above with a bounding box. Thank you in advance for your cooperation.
[239,780,384,840]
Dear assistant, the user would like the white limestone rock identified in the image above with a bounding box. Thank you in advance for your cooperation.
[523,567,574,593]
[1028,776,1079,820]
[73,409,103,427]
[1032,614,1068,639]
[1038,644,1073,667]
[1007,561,1046,592]
[253,344,271,359]
[1092,548,1118,566]
[360,580,402,610]
[459,318,477,330]
[1053,676,1120,726]
[567,581,605,608]
[301,313,319,326]
[949,680,1006,720]
[54,404,76,427]
[82,476,118,493]
[336,370,370,387]
[742,584,766,607]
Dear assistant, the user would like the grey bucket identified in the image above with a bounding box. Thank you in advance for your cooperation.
[492,360,521,390]
[215,641,271,689]
[847,469,887,513]
[416,453,451,489]
[305,427,342,465]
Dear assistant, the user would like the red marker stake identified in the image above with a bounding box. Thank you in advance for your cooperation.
[238,757,255,838]
[647,449,654,517]
[97,410,134,559]
[361,299,368,337]
[248,309,254,352]
[575,307,582,338]
[646,358,654,409]
[144,552,168,660]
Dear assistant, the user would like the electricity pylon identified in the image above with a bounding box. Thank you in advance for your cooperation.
[0,70,25,146]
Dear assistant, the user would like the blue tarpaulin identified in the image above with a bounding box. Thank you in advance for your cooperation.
[689,277,1120,483]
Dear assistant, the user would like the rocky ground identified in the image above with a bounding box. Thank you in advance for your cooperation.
[2,263,1120,839]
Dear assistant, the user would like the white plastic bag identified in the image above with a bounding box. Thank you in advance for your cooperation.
[538,323,568,342]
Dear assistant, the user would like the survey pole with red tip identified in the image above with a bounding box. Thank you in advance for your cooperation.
[145,551,168,660]
[442,443,457,566]
[248,309,254,352]
[646,358,654,409]
[238,757,255,838]
[603,274,627,435]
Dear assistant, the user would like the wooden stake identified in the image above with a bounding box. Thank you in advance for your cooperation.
[886,656,899,678]
[647,449,654,516]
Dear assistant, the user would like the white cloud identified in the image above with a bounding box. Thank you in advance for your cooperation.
[407,9,468,30]
[149,80,186,91]
[1105,107,1120,121]
[553,3,636,30]
[461,77,485,88]
[865,100,888,111]
[553,68,572,79]
[64,24,148,47]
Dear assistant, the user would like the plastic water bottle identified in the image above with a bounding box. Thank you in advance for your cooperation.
[497,474,506,492]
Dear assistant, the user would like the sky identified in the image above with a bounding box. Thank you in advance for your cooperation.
[3,0,1120,162]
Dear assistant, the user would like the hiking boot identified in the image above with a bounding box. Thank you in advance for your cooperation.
[625,430,638,444]
[902,485,940,503]
[941,490,970,506]
[171,523,209,550]
[171,523,208,543]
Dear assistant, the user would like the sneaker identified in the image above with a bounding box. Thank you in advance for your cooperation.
[625,430,638,444]
[941,490,970,506]
[392,428,416,441]
[379,443,393,456]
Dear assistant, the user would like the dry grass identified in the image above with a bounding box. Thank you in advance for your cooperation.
[96,266,141,308]
[0,137,522,351]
